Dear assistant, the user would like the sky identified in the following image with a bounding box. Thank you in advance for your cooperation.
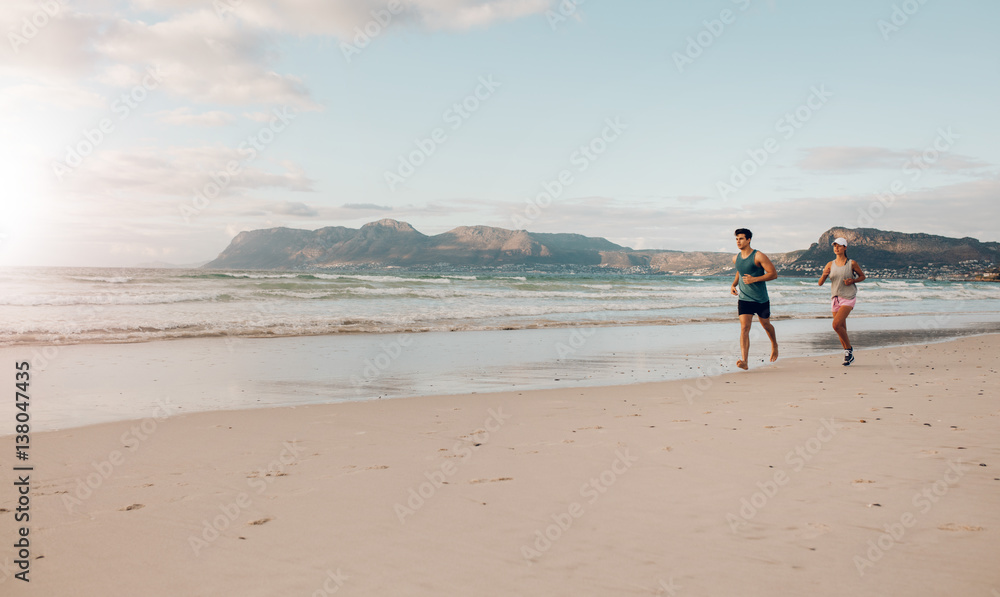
[0,0,998,267]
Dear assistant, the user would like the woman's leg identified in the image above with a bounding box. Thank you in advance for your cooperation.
[832,305,854,350]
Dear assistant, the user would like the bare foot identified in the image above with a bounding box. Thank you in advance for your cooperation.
[737,359,748,370]
[770,345,779,362]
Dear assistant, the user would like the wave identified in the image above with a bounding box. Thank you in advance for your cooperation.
[0,292,225,306]
[7,309,988,348]
[68,275,135,284]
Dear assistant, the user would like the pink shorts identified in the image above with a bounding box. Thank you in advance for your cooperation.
[831,296,857,312]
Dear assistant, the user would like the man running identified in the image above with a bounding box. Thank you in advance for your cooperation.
[730,228,778,370]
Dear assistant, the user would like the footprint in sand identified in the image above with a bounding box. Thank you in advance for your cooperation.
[120,504,144,511]
[938,523,984,532]
[248,517,272,526]
[469,477,513,484]
[802,522,832,539]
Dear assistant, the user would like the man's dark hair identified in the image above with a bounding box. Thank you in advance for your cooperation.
[734,228,752,240]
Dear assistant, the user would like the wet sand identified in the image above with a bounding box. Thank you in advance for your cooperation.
[4,314,999,432]
[1,334,998,595]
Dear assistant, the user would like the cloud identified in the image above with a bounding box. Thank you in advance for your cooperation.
[797,146,991,173]
[58,145,315,199]
[271,200,319,216]
[386,176,1000,254]
[224,0,553,36]
[797,147,910,171]
[0,82,105,110]
[418,0,554,30]
[98,10,320,109]
[243,111,277,122]
[342,202,393,210]
[3,0,552,111]
[3,5,320,109]
[0,1,103,73]
[154,107,237,126]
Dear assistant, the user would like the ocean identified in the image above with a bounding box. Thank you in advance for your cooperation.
[4,266,1000,431]
[3,267,1000,346]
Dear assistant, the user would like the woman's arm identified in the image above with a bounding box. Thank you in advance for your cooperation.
[818,262,832,286]
[846,261,866,285]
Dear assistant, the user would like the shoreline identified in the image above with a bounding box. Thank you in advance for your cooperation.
[2,334,998,595]
[7,311,1000,350]
[5,307,999,349]
[3,316,1000,434]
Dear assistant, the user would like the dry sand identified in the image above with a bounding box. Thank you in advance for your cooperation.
[2,334,999,596]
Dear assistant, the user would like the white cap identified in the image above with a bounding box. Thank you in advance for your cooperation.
[832,237,847,246]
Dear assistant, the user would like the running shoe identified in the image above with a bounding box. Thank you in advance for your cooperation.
[843,349,855,366]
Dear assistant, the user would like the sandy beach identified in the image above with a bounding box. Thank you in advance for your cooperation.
[2,334,999,596]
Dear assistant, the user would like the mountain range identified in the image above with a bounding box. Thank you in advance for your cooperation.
[204,219,1000,276]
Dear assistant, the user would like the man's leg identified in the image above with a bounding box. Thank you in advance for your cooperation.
[758,317,778,362]
[832,305,853,350]
[737,314,754,369]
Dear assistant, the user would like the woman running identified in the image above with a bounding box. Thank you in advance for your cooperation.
[818,237,866,366]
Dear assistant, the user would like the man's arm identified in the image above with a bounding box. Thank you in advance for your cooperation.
[731,254,739,295]
[749,251,778,283]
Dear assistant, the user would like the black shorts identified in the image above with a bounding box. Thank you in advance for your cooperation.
[738,300,771,319]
